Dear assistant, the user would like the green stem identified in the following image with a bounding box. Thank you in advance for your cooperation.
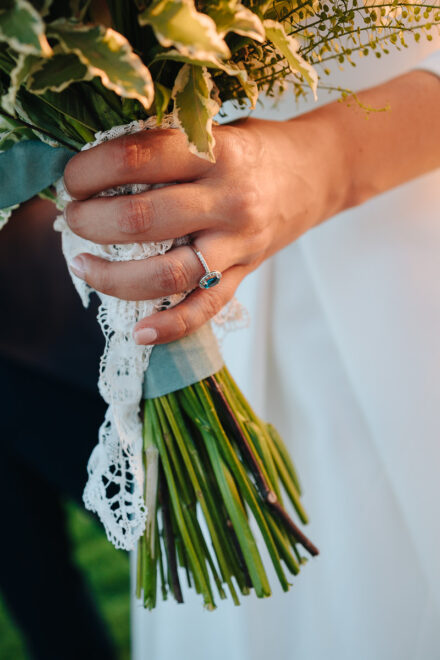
[207,376,318,556]
[163,394,240,604]
[153,398,216,610]
[182,406,253,595]
[266,422,303,494]
[158,466,183,604]
[188,384,277,596]
[157,519,168,601]
[155,397,223,601]
[136,537,143,600]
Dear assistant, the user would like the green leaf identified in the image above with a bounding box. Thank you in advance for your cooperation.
[0,42,16,76]
[0,113,34,151]
[263,19,318,99]
[27,49,89,93]
[47,19,154,110]
[139,0,230,62]
[207,0,265,41]
[1,51,38,114]
[221,61,258,107]
[86,78,126,129]
[16,85,97,147]
[153,49,225,69]
[0,0,52,57]
[172,64,220,162]
[154,51,258,108]
[154,81,171,124]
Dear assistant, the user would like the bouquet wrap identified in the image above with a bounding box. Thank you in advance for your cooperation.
[143,323,224,399]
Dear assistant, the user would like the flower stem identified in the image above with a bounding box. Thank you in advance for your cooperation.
[207,375,319,557]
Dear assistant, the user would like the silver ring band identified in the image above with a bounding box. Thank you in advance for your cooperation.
[191,246,222,289]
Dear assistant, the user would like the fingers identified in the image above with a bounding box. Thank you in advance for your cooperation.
[64,182,220,244]
[133,266,245,345]
[69,237,238,301]
[63,128,214,200]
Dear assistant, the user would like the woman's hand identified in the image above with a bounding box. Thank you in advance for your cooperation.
[64,68,440,346]
[64,116,341,345]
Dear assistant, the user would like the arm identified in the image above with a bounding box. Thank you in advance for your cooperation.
[310,68,440,215]
[62,67,440,345]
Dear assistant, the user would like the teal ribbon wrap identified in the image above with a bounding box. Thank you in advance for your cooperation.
[143,323,224,399]
[0,140,75,208]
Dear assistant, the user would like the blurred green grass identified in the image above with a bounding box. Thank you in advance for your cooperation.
[0,500,131,660]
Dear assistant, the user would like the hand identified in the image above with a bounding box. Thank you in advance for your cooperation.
[64,116,341,344]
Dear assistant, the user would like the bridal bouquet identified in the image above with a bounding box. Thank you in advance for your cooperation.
[0,0,437,610]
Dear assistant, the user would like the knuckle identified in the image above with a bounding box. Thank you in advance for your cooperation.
[158,257,190,294]
[202,290,223,319]
[246,225,270,262]
[91,260,113,296]
[173,310,191,339]
[64,201,81,231]
[232,184,262,227]
[216,126,248,168]
[119,197,153,235]
[118,135,151,174]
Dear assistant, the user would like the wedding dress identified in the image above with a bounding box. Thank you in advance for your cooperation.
[132,42,440,660]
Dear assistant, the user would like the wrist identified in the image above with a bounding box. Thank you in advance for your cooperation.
[286,103,354,227]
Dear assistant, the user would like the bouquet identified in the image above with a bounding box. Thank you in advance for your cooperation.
[0,0,438,610]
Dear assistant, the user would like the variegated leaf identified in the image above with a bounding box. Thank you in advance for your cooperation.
[1,52,38,114]
[139,0,230,62]
[155,51,259,108]
[222,61,259,107]
[48,20,154,110]
[172,65,220,162]
[27,50,90,93]
[207,0,265,42]
[263,19,318,99]
[153,49,226,69]
[0,114,35,152]
[0,0,52,57]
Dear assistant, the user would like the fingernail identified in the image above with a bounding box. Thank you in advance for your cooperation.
[70,255,87,279]
[134,328,158,345]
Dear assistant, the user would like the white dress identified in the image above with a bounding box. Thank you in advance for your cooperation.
[132,42,440,660]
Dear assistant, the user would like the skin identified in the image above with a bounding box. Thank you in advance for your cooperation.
[50,68,440,344]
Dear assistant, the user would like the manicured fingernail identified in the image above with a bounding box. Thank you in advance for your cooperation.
[70,255,87,279]
[134,328,158,345]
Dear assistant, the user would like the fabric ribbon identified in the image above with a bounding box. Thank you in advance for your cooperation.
[0,140,75,208]
[143,323,224,399]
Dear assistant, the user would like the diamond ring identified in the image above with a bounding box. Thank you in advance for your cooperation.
[191,246,222,289]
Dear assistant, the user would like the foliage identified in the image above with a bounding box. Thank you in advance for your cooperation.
[0,500,130,660]
[0,0,437,161]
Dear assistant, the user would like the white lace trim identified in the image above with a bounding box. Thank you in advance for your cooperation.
[54,116,247,550]
[212,298,249,345]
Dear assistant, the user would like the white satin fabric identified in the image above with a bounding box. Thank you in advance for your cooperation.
[132,42,440,660]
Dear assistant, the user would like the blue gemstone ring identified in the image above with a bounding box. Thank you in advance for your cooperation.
[191,246,222,289]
